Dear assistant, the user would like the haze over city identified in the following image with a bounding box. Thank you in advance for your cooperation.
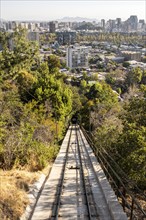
[1,0,145,21]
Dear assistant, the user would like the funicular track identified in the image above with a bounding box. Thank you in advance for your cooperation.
[50,125,99,219]
[30,125,127,220]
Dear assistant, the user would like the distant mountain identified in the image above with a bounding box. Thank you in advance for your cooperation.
[0,17,98,23]
[57,17,98,22]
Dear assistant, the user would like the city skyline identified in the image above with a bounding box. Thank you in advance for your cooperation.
[1,0,146,22]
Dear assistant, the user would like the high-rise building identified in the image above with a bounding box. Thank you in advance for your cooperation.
[28,23,36,31]
[127,15,138,31]
[101,19,105,30]
[106,19,116,32]
[11,21,19,30]
[49,21,56,33]
[20,22,28,29]
[66,45,89,69]
[116,18,122,27]
[139,19,145,31]
[56,31,76,45]
[139,19,145,25]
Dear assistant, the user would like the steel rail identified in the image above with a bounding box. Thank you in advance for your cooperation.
[77,126,114,219]
[50,125,74,219]
[75,124,94,219]
[78,128,100,219]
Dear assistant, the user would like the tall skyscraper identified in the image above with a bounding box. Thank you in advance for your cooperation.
[49,22,56,33]
[128,15,138,31]
[101,19,105,30]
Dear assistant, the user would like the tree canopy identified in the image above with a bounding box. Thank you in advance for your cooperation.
[0,28,74,170]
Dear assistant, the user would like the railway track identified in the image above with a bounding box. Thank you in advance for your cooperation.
[30,125,127,220]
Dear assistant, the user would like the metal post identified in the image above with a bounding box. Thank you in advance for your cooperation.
[122,187,126,211]
[130,198,134,220]
[89,108,91,133]
[55,119,58,141]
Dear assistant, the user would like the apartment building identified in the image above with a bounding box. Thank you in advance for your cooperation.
[56,31,76,45]
[66,45,89,69]
[121,51,141,62]
[49,21,56,33]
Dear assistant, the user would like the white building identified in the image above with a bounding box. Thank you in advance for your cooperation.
[66,46,89,69]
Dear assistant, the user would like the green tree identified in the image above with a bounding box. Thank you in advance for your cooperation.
[80,79,87,92]
[47,54,61,74]
[115,98,146,188]
[125,67,143,87]
[0,28,39,80]
[123,61,130,68]
[80,81,118,130]
[0,28,74,170]
[87,81,117,106]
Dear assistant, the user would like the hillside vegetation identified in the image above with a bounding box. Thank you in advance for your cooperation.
[0,29,75,170]
[0,29,77,219]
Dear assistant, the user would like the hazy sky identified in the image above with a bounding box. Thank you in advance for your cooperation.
[1,0,146,21]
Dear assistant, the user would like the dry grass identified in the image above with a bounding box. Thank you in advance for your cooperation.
[0,166,52,220]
